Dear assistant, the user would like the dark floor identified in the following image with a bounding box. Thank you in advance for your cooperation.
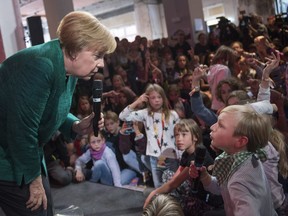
[52,182,146,216]
[0,182,147,216]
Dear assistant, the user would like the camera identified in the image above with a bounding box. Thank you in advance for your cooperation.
[216,16,231,30]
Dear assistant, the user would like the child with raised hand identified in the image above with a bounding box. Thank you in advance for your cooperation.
[144,119,215,216]
[256,51,288,139]
[256,51,288,214]
[189,105,277,216]
[74,131,122,187]
[191,53,288,214]
[119,83,180,188]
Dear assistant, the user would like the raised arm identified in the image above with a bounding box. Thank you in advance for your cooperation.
[119,93,149,121]
[190,66,218,126]
[257,51,280,101]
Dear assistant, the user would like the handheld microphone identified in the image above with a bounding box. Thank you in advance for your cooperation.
[92,80,103,137]
[191,144,206,193]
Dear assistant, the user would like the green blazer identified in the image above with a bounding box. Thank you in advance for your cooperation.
[0,39,78,185]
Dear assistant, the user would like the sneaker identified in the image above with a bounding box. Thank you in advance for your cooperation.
[129,177,139,186]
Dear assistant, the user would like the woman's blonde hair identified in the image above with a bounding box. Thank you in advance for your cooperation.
[145,84,171,122]
[57,11,116,59]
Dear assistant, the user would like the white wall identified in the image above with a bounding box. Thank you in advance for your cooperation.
[0,0,25,58]
[202,0,239,25]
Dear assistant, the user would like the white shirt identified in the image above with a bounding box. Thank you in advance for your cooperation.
[119,107,181,159]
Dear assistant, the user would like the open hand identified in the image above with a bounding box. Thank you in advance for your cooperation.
[262,51,280,79]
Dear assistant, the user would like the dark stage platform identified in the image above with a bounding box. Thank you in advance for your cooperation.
[0,182,147,216]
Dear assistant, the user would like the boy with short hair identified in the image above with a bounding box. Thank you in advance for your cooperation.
[103,111,139,185]
[189,104,277,216]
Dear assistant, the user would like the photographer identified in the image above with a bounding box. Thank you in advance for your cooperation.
[217,16,240,46]
[249,13,269,39]
[238,11,254,49]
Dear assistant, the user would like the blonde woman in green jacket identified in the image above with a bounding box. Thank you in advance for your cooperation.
[0,11,116,216]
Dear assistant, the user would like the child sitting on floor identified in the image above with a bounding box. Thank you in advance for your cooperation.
[144,119,216,216]
[74,131,122,187]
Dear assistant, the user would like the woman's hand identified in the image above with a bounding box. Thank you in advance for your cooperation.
[73,113,104,135]
[26,175,47,211]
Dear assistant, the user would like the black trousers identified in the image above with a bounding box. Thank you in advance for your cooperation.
[0,175,54,216]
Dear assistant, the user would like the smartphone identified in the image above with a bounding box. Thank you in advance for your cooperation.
[125,121,134,135]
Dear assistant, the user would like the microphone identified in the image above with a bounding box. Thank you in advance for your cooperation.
[92,80,103,137]
[191,144,206,193]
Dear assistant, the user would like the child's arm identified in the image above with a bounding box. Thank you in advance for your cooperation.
[134,123,147,155]
[143,166,188,208]
[119,94,148,121]
[190,92,218,126]
[75,169,85,182]
[257,51,280,101]
[127,93,149,110]
[190,66,218,126]
[74,150,91,170]
[189,162,221,195]
[74,150,91,182]
[119,122,133,154]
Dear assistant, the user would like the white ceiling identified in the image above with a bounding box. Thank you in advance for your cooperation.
[19,0,111,18]
[19,0,133,18]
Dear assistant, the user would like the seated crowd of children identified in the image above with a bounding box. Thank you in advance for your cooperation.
[44,25,288,215]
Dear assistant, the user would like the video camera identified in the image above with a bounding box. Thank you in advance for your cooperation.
[216,16,231,30]
[216,16,240,45]
[274,13,288,28]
